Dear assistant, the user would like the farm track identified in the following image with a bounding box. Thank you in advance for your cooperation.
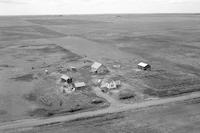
[0,91,200,131]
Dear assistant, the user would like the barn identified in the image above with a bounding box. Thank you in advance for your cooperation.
[91,62,102,72]
[91,62,109,74]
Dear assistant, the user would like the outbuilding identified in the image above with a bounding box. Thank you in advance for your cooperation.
[137,62,151,71]
[91,62,109,74]
[74,82,86,89]
[91,62,102,72]
[60,74,73,84]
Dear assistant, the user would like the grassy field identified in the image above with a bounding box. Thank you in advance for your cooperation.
[14,98,200,133]
[0,14,200,132]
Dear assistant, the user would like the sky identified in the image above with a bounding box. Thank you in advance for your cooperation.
[0,0,200,15]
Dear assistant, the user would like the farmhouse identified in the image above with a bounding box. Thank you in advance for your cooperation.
[101,80,121,90]
[107,80,121,89]
[91,62,109,74]
[137,62,151,71]
[60,74,73,84]
[74,82,86,89]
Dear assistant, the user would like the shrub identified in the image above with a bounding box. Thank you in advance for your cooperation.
[118,89,136,100]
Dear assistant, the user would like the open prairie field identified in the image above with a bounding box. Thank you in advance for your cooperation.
[15,98,200,133]
[0,14,200,132]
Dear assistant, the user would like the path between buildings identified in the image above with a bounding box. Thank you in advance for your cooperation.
[0,92,200,131]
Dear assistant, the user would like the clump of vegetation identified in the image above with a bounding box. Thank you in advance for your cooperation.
[118,89,136,100]
[91,98,104,104]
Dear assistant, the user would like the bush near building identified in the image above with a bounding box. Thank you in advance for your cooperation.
[118,89,136,100]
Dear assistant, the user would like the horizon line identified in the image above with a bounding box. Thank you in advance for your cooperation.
[0,12,200,17]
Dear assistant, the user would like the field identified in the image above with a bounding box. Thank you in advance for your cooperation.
[0,14,200,132]
[15,98,200,133]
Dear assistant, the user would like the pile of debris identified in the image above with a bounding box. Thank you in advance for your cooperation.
[60,83,75,94]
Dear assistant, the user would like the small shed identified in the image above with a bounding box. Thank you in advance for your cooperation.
[60,74,73,84]
[91,62,109,74]
[137,62,151,71]
[74,82,86,89]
